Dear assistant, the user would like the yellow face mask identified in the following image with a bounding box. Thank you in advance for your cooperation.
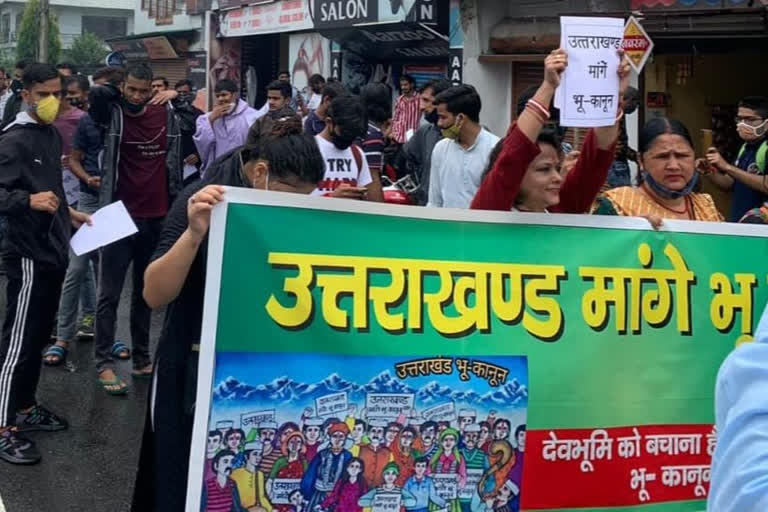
[32,95,60,124]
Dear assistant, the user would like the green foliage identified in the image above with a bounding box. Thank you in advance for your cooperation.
[16,0,61,63]
[69,32,108,67]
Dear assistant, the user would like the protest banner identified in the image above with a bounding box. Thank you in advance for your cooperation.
[433,474,459,500]
[556,16,624,127]
[188,188,768,511]
[421,402,457,423]
[372,492,402,512]
[240,409,275,430]
[269,479,302,504]
[366,393,415,419]
[315,392,348,417]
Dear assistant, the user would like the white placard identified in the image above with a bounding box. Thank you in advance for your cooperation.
[366,393,414,419]
[556,16,624,128]
[459,469,485,500]
[69,200,138,256]
[372,492,402,512]
[433,473,458,500]
[421,402,456,423]
[270,479,302,505]
[240,409,276,430]
[315,392,348,417]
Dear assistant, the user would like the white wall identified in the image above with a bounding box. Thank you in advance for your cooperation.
[462,0,512,137]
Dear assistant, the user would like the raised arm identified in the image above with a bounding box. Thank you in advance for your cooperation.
[470,50,566,211]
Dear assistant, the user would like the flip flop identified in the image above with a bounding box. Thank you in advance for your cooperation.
[43,344,67,366]
[111,341,131,360]
[97,376,129,396]
[131,366,154,380]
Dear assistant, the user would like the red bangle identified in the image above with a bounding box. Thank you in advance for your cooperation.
[525,104,547,124]
[527,99,551,120]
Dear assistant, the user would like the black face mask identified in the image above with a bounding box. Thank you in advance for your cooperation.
[10,79,22,94]
[121,97,147,114]
[425,109,439,125]
[69,97,85,110]
[177,92,195,104]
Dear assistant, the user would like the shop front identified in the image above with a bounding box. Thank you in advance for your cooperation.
[107,31,205,90]
[211,0,461,109]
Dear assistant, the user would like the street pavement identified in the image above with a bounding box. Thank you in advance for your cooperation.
[0,272,165,511]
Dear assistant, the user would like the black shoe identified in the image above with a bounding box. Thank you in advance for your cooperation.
[0,427,40,465]
[16,404,69,433]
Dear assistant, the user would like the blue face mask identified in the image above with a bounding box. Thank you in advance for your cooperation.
[642,170,699,200]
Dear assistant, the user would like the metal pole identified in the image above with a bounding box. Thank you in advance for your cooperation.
[39,0,49,63]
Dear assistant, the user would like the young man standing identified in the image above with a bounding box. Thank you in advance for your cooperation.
[44,70,124,365]
[0,63,90,464]
[706,96,768,221]
[151,76,169,97]
[173,79,204,184]
[1,60,29,126]
[94,63,183,394]
[314,95,383,201]
[391,74,421,145]
[194,79,260,173]
[403,79,451,205]
[306,74,326,112]
[278,70,307,116]
[427,85,500,209]
[246,81,300,148]
[304,81,347,137]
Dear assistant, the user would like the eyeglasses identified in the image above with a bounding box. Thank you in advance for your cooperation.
[735,116,764,125]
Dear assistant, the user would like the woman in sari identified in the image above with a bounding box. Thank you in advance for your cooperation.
[471,48,630,213]
[593,117,723,224]
[270,432,309,512]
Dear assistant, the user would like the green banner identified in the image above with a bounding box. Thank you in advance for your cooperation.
[189,189,767,511]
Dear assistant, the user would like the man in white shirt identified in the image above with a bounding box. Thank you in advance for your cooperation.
[314,95,383,202]
[427,85,500,209]
[306,74,326,112]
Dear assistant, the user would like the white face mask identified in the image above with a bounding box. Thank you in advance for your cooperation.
[738,119,768,139]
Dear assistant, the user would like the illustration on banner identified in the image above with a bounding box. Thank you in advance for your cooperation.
[201,353,528,512]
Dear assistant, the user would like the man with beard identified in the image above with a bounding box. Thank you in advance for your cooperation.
[173,79,203,184]
[391,74,421,145]
[232,440,273,512]
[302,417,324,462]
[359,419,393,487]
[314,95,382,201]
[91,63,182,394]
[301,422,353,511]
[403,79,451,205]
[304,81,347,138]
[202,450,249,512]
[306,74,326,113]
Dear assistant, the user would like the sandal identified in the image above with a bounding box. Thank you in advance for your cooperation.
[97,375,129,396]
[111,341,131,360]
[43,344,67,366]
[131,365,154,380]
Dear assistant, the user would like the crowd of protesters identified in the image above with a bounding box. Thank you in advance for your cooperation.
[0,46,766,512]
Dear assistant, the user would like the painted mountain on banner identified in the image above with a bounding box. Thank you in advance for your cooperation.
[214,370,528,408]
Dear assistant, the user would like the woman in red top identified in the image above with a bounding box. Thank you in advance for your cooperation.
[321,457,369,512]
[270,432,309,512]
[471,48,631,213]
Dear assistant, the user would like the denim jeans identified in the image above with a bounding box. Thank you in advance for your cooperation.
[95,217,163,373]
[55,192,99,343]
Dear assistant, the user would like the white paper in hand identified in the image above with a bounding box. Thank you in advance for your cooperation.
[557,16,624,128]
[70,201,138,256]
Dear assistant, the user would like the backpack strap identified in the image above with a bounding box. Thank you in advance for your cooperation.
[757,141,768,174]
[350,144,364,176]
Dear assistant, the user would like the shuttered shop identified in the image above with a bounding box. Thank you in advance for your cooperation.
[512,62,586,150]
[149,59,188,88]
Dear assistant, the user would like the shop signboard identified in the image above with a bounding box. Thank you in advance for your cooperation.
[313,0,378,28]
[623,16,654,74]
[630,0,749,9]
[219,1,313,38]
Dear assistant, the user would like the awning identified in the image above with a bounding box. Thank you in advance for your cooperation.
[319,22,449,61]
[106,30,199,60]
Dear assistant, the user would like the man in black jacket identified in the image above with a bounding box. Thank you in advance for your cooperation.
[0,63,90,465]
[0,60,29,127]
[92,63,182,394]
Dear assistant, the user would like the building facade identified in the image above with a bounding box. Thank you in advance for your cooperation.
[0,0,134,60]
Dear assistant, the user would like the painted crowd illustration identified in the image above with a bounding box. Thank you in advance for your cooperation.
[200,354,528,512]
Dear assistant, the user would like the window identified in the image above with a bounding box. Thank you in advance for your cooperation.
[81,16,127,40]
[0,13,10,44]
